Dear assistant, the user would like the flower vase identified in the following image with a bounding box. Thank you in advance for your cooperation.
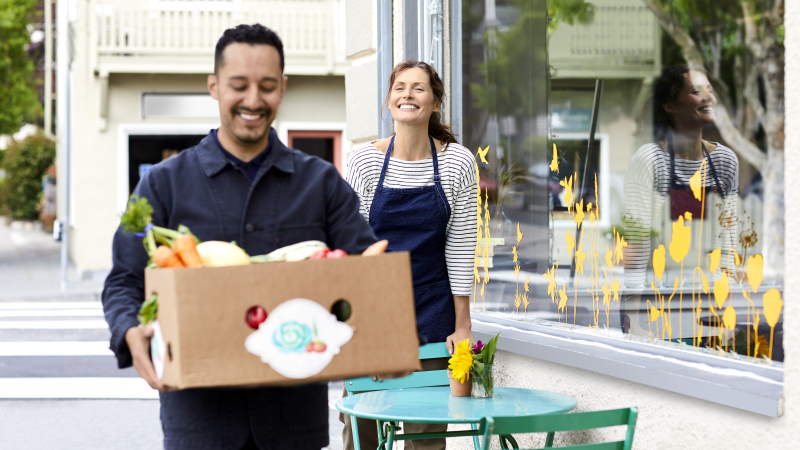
[449,372,472,397]
[471,364,494,398]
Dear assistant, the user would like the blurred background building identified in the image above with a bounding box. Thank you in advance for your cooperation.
[53,0,349,271]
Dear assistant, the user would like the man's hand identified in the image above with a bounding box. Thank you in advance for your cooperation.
[446,326,472,355]
[124,324,164,391]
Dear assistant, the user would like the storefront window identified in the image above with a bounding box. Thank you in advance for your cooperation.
[461,0,784,365]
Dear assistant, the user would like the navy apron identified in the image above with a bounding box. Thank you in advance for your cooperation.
[668,144,724,220]
[368,136,455,344]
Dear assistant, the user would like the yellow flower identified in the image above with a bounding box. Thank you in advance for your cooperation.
[560,175,574,209]
[722,305,737,330]
[613,230,628,264]
[689,168,703,201]
[763,288,783,328]
[448,339,473,383]
[714,272,729,308]
[669,216,691,263]
[652,244,666,281]
[709,248,721,273]
[550,143,559,173]
[747,254,764,293]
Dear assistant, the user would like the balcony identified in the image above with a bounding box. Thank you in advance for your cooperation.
[89,0,345,76]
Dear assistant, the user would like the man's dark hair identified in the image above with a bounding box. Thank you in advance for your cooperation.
[214,24,285,74]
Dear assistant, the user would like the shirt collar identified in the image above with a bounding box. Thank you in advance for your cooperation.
[197,128,295,177]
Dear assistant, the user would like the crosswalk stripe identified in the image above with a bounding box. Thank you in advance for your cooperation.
[0,309,104,318]
[0,377,158,399]
[0,341,112,356]
[0,319,109,329]
[0,302,101,310]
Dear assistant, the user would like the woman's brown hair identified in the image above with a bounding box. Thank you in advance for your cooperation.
[386,61,458,144]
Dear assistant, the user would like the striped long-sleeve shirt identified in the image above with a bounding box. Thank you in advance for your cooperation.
[622,142,739,289]
[345,141,478,296]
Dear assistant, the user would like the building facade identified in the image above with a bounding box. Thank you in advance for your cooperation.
[58,0,350,271]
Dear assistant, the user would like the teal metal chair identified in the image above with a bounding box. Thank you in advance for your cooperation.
[344,342,480,450]
[478,407,638,450]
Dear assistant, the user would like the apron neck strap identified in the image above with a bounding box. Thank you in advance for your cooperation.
[668,138,724,194]
[377,136,442,188]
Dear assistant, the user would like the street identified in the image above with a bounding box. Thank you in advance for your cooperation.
[0,220,344,450]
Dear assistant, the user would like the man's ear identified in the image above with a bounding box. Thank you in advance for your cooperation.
[281,75,288,94]
[207,74,219,100]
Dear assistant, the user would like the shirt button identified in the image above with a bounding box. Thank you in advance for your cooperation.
[245,223,255,232]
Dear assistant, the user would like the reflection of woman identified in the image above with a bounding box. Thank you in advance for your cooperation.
[342,61,477,450]
[623,65,739,289]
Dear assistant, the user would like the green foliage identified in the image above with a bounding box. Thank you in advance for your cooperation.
[120,195,154,233]
[548,0,595,31]
[470,0,549,117]
[0,0,39,135]
[138,294,159,325]
[0,133,55,220]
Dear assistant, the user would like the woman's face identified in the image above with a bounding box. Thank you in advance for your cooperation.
[665,71,716,128]
[388,67,439,126]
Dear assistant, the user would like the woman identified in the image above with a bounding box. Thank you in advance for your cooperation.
[623,65,739,292]
[342,61,477,450]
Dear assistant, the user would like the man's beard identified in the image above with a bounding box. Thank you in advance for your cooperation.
[231,106,272,144]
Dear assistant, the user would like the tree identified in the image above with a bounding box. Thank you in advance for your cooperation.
[0,0,39,136]
[642,0,784,276]
[0,133,55,220]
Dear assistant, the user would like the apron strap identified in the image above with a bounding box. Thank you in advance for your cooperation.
[668,138,724,194]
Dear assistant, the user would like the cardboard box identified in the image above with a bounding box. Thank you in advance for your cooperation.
[145,252,421,389]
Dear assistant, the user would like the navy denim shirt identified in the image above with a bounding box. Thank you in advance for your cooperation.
[101,130,376,448]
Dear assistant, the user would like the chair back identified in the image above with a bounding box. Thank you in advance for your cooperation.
[344,342,450,393]
[479,407,638,450]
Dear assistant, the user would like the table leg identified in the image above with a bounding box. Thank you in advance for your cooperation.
[385,421,398,449]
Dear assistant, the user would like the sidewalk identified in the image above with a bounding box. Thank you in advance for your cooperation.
[0,219,104,301]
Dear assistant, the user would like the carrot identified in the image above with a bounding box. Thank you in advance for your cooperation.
[173,234,204,267]
[153,245,185,268]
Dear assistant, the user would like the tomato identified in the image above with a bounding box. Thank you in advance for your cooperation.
[245,306,268,329]
[309,248,330,259]
[326,249,348,259]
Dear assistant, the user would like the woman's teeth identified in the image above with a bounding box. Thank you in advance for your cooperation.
[399,104,418,110]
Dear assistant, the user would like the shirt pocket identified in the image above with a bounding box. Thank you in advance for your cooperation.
[276,223,327,248]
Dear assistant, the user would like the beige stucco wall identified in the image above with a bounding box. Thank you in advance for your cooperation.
[69,70,345,271]
[342,1,797,449]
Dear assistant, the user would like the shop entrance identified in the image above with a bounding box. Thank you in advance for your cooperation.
[127,134,205,193]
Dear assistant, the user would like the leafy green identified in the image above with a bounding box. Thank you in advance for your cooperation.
[138,294,159,325]
[120,195,153,233]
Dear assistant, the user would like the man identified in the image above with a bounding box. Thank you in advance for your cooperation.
[102,24,377,450]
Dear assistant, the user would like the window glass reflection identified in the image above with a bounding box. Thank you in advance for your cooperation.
[462,0,784,363]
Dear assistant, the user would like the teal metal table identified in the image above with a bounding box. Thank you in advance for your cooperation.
[336,386,577,449]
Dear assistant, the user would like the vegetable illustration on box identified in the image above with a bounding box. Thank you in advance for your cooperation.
[244,299,354,378]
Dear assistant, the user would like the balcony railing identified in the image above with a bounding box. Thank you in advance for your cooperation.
[89,0,344,75]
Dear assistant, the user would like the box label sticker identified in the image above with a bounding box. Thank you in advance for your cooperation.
[244,298,353,378]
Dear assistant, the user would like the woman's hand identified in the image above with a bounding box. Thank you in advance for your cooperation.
[446,326,472,355]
